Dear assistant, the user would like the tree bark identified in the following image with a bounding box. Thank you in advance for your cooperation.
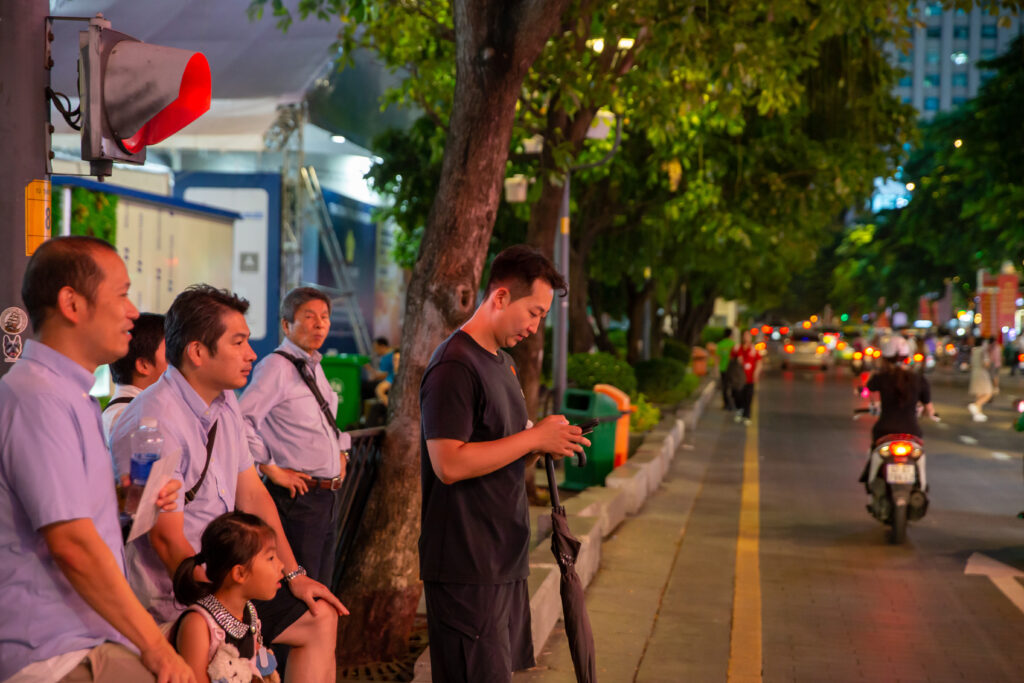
[625,279,653,365]
[675,282,717,348]
[334,0,570,664]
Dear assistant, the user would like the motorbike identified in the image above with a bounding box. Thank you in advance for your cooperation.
[851,346,879,374]
[855,408,931,544]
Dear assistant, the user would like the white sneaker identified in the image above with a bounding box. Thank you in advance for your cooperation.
[973,412,989,422]
[743,418,752,426]
[968,403,980,416]
[733,414,743,423]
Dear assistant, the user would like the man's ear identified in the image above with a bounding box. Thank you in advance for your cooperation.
[281,318,291,337]
[492,286,510,310]
[135,356,151,378]
[184,340,206,368]
[55,286,84,324]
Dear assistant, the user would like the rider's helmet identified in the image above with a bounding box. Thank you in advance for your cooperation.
[880,334,910,361]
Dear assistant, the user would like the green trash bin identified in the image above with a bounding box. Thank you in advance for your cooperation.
[321,354,369,430]
[560,388,620,490]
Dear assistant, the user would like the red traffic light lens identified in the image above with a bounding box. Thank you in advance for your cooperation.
[120,53,211,153]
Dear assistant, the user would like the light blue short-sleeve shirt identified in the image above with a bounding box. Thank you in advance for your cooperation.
[109,366,254,622]
[0,341,130,680]
[240,337,343,479]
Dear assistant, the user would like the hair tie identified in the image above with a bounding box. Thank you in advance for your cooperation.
[194,552,206,565]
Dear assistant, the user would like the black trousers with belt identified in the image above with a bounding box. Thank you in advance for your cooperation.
[265,479,343,586]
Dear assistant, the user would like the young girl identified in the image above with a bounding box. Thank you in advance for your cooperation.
[172,511,283,683]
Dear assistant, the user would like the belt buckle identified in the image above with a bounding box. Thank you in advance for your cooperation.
[329,475,343,491]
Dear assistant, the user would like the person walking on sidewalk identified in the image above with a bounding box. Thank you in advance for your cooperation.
[418,245,590,683]
[716,328,736,411]
[987,335,1003,395]
[730,329,762,425]
[967,335,993,422]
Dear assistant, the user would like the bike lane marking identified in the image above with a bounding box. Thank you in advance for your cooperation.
[965,553,1024,615]
[727,396,762,683]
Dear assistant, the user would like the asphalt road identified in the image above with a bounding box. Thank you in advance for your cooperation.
[760,364,1024,681]
[521,365,1024,682]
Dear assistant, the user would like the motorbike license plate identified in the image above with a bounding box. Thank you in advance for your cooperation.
[886,463,916,484]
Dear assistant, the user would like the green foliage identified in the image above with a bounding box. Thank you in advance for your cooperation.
[52,187,118,245]
[829,36,1024,313]
[634,357,690,404]
[605,328,627,357]
[700,327,726,346]
[662,339,692,365]
[567,352,637,397]
[630,393,661,433]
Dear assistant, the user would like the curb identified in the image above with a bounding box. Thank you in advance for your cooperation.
[412,378,719,681]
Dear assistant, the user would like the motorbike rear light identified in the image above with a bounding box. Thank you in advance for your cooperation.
[750,328,759,336]
[865,347,874,355]
[816,346,826,355]
[913,353,924,362]
[755,342,767,351]
[1018,354,1024,362]
[784,344,795,353]
[872,349,882,358]
[946,343,956,353]
[890,441,913,457]
[780,326,790,335]
[837,341,847,350]
[762,325,772,334]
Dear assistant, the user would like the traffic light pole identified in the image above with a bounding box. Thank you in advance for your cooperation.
[0,0,51,378]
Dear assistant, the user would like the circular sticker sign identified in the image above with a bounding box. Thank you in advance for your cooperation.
[0,307,28,335]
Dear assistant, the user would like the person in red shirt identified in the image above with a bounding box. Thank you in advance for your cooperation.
[730,329,763,425]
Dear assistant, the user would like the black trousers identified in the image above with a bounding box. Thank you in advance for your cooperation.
[424,579,534,683]
[721,376,736,410]
[265,480,343,586]
[733,382,755,418]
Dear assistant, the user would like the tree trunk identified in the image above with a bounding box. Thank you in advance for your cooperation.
[589,280,616,355]
[334,0,570,664]
[675,283,717,348]
[568,228,598,354]
[625,279,653,365]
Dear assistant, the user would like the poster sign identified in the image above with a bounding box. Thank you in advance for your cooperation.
[997,273,1018,331]
[25,179,51,255]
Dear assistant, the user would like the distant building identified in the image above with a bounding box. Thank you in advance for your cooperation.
[889,2,1021,119]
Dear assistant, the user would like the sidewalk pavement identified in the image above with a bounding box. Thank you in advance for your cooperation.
[411,379,721,682]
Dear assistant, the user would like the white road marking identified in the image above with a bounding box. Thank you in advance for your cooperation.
[991,451,1012,461]
[959,435,979,445]
[965,553,1024,615]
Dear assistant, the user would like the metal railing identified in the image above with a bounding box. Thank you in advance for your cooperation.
[332,426,385,592]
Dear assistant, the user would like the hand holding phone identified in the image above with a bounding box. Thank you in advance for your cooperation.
[576,418,600,435]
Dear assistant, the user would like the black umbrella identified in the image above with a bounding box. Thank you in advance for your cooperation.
[544,454,597,683]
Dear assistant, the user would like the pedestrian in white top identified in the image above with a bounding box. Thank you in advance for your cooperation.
[103,313,167,449]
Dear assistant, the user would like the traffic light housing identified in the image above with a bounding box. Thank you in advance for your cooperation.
[78,16,211,176]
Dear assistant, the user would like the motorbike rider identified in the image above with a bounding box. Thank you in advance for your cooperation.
[858,335,938,485]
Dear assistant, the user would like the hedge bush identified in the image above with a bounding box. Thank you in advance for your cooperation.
[630,392,661,433]
[567,351,637,396]
[662,339,691,364]
[634,357,691,404]
[700,326,726,345]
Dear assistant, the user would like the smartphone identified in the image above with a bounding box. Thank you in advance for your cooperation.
[576,418,600,435]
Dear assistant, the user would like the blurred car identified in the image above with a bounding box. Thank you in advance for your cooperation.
[780,332,834,370]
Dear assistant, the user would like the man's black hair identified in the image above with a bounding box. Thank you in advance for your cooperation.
[483,245,567,300]
[165,285,250,369]
[21,236,118,330]
[280,286,331,323]
[109,313,165,385]
[373,336,389,347]
[721,328,733,340]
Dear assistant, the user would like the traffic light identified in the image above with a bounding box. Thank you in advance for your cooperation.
[78,16,211,176]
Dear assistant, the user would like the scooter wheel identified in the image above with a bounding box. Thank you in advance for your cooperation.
[890,504,907,544]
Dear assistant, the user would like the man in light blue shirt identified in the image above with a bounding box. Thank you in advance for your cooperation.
[241,287,350,587]
[111,284,347,681]
[0,236,193,683]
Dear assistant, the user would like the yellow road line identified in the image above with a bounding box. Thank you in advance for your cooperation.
[727,397,762,682]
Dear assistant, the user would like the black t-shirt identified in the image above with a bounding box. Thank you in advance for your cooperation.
[419,330,531,584]
[866,369,931,442]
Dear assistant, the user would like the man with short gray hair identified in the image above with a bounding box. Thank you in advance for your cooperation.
[240,286,350,587]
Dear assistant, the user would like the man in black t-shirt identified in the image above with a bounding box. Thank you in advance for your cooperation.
[419,245,590,683]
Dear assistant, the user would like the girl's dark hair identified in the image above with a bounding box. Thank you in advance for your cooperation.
[173,511,276,606]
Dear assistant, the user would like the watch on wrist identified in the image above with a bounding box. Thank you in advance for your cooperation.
[342,450,350,464]
[283,566,306,582]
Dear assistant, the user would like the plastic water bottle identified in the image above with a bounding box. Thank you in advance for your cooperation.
[125,417,164,516]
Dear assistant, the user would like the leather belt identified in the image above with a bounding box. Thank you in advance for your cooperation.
[311,475,344,491]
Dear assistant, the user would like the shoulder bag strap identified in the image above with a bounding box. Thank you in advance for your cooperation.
[103,396,135,412]
[185,420,218,504]
[273,350,342,437]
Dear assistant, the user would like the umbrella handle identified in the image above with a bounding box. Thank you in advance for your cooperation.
[544,455,561,508]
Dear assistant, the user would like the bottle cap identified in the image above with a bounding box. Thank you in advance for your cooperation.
[140,417,158,429]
